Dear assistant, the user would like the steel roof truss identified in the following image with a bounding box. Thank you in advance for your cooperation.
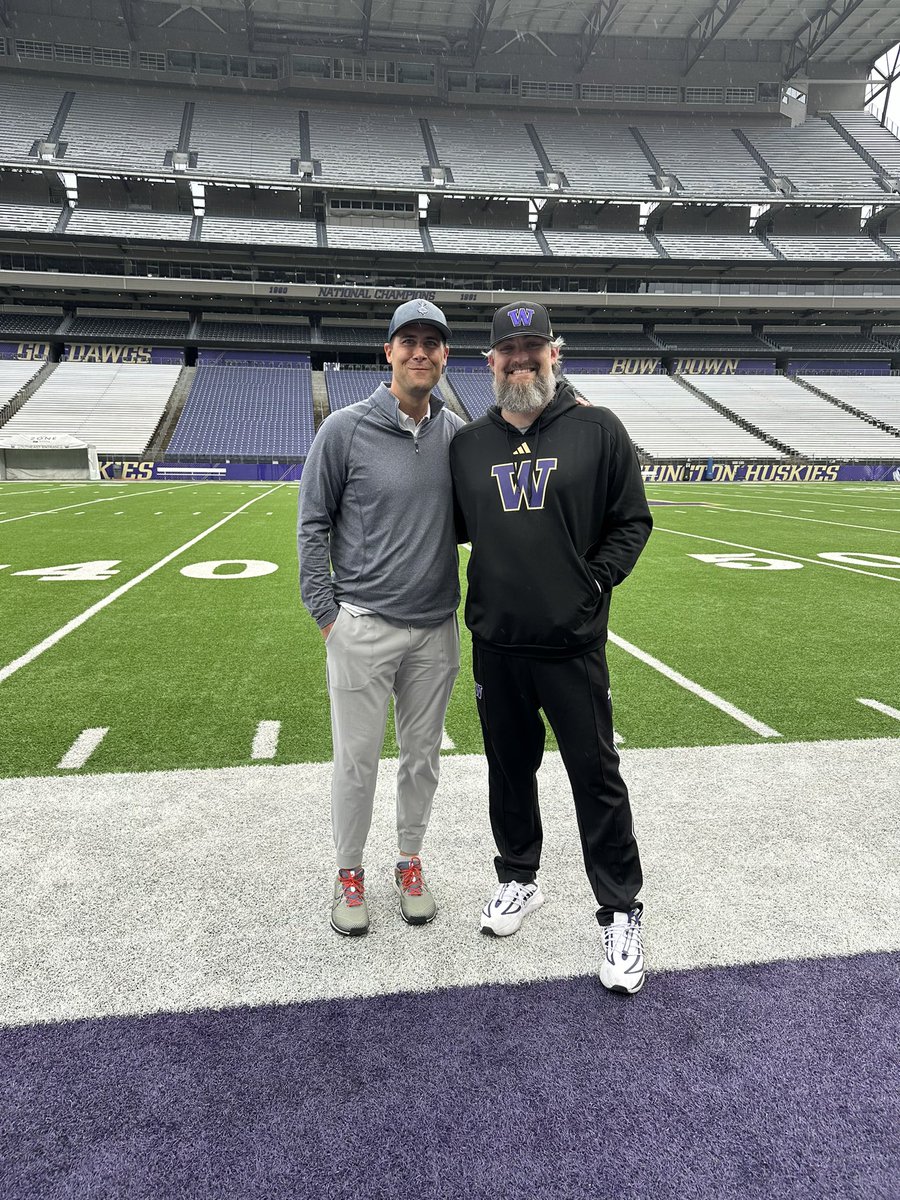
[468,0,497,66]
[576,0,626,74]
[784,0,869,81]
[684,0,751,76]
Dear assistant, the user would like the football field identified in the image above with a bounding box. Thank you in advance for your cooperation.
[1,478,899,779]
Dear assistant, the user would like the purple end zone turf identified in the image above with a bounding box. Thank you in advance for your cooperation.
[2,952,898,1199]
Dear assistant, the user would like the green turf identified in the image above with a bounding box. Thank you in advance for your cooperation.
[1,480,899,778]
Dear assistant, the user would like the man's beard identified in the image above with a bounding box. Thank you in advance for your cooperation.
[494,368,555,414]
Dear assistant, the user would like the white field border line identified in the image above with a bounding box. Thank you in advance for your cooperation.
[57,727,108,770]
[607,631,781,739]
[0,483,288,687]
[0,483,190,525]
[441,727,455,751]
[699,502,900,536]
[648,487,900,515]
[858,698,900,723]
[653,526,900,584]
[251,720,281,760]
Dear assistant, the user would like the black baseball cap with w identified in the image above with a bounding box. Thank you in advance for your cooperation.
[490,302,554,348]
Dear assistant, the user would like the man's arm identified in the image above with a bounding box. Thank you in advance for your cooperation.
[585,422,653,592]
[297,418,346,631]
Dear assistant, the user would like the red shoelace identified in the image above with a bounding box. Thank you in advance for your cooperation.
[397,860,423,896]
[340,871,365,907]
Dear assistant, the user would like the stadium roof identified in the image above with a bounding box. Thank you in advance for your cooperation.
[142,0,900,73]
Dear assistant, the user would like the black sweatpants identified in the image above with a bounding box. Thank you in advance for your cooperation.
[473,642,643,925]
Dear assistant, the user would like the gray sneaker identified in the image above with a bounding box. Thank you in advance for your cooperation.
[394,857,436,926]
[331,867,369,936]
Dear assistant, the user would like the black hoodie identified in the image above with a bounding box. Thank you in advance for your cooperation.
[449,378,652,658]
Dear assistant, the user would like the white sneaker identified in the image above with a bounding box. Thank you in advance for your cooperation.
[480,880,544,936]
[599,909,645,995]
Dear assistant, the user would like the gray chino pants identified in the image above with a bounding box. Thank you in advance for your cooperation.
[325,609,460,868]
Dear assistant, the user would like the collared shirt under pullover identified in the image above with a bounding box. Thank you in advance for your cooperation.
[298,383,464,629]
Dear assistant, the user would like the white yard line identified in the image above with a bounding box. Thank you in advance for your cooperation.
[857,698,900,723]
[441,727,456,751]
[607,631,781,738]
[0,483,189,525]
[699,502,900,536]
[251,721,282,760]
[653,526,900,583]
[57,727,109,770]
[0,484,287,686]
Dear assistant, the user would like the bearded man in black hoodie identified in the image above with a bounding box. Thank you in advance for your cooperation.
[449,302,653,994]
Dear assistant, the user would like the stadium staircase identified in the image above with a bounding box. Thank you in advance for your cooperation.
[0,361,58,429]
[673,373,797,456]
[146,365,195,456]
[871,232,900,261]
[311,370,330,426]
[793,375,900,438]
[821,113,896,191]
[732,128,796,197]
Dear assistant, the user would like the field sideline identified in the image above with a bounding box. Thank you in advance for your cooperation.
[0,479,899,779]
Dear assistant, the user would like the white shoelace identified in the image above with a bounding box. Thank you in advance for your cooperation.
[491,881,534,912]
[603,916,643,960]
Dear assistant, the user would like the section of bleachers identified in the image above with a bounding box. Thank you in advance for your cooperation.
[191,96,298,179]
[167,364,314,457]
[800,376,900,430]
[654,331,772,352]
[62,88,184,173]
[429,227,542,256]
[198,321,310,345]
[0,314,61,336]
[326,225,424,252]
[765,331,890,352]
[828,111,900,179]
[530,118,656,195]
[0,360,47,417]
[67,209,193,240]
[559,332,660,352]
[656,235,774,261]
[202,216,318,247]
[640,123,772,197]
[446,371,494,420]
[576,375,778,458]
[689,375,900,458]
[429,115,542,192]
[767,236,889,262]
[3,362,182,453]
[309,105,428,189]
[323,366,389,412]
[542,231,660,258]
[0,79,66,161]
[741,118,884,198]
[68,316,190,340]
[0,204,62,235]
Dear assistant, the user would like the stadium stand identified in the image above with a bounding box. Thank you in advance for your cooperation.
[0,314,61,337]
[190,96,298,180]
[429,227,543,256]
[202,217,318,247]
[654,330,772,353]
[688,375,900,458]
[575,375,780,459]
[67,209,194,241]
[0,360,49,418]
[541,231,660,258]
[766,236,889,262]
[67,316,190,340]
[323,365,389,411]
[0,204,62,235]
[167,364,314,457]
[828,110,900,178]
[308,105,428,189]
[639,122,775,198]
[198,321,311,345]
[326,225,424,252]
[764,331,891,353]
[740,117,886,198]
[655,235,775,262]
[528,118,658,195]
[800,376,900,431]
[2,362,182,454]
[0,79,65,160]
[428,114,542,192]
[62,88,184,174]
[445,371,494,420]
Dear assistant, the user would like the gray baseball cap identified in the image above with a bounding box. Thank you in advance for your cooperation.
[387,299,451,342]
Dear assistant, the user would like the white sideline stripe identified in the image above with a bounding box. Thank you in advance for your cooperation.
[251,721,281,760]
[701,502,900,536]
[654,526,900,584]
[441,727,455,751]
[858,698,900,723]
[614,730,624,745]
[608,631,781,739]
[0,484,287,686]
[57,727,108,770]
[0,483,188,525]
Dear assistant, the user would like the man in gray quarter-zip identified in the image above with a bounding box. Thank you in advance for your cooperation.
[298,300,464,937]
